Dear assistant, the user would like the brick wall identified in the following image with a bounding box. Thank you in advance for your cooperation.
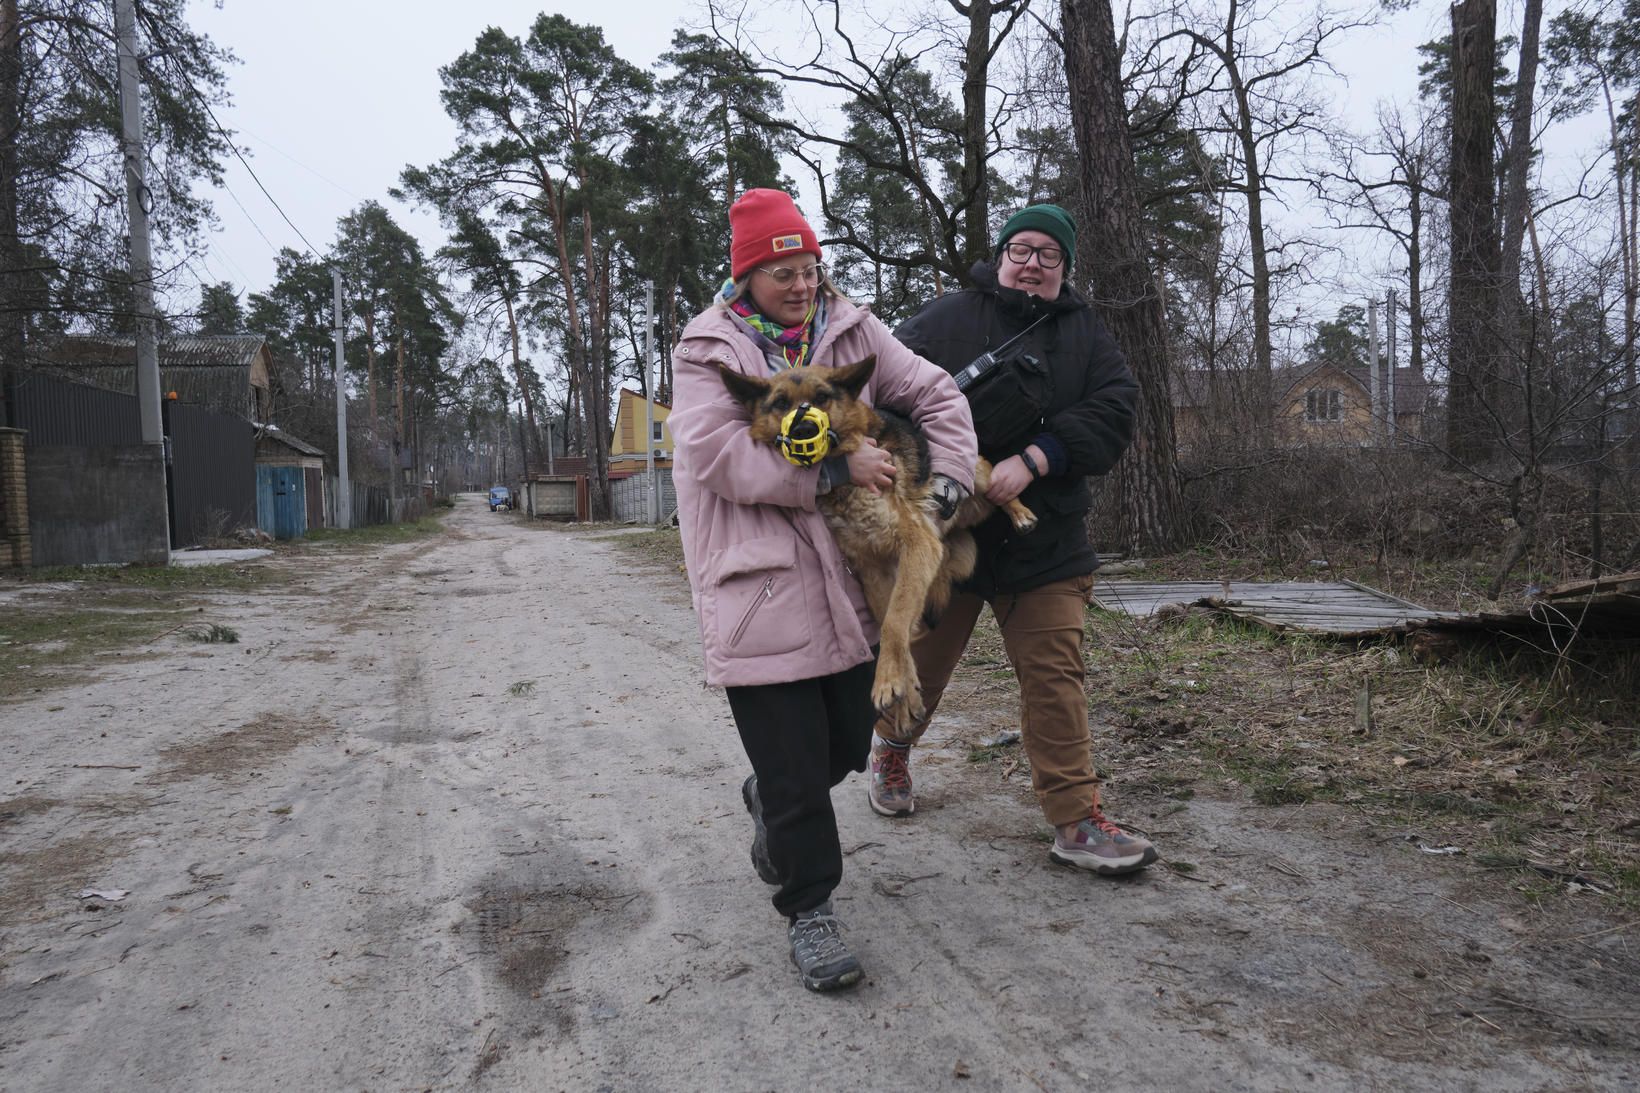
[0,428,29,567]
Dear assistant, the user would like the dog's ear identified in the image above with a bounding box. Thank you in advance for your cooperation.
[716,362,771,407]
[829,355,876,399]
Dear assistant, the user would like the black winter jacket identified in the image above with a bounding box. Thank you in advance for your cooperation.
[894,261,1138,596]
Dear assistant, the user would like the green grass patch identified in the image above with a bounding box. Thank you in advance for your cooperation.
[0,605,194,698]
[8,562,267,592]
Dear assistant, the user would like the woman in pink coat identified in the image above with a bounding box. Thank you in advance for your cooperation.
[668,189,977,992]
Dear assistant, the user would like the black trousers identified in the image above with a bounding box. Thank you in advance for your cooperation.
[726,656,877,918]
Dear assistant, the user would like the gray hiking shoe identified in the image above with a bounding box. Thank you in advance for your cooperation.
[788,901,863,992]
[742,775,778,885]
[867,738,914,817]
[1049,807,1159,876]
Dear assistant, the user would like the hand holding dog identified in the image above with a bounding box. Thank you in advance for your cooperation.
[847,438,896,494]
[985,448,1043,505]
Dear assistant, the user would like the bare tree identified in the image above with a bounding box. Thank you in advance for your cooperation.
[1321,102,1442,379]
[1445,0,1502,464]
[706,0,1029,285]
[950,0,1032,269]
[1061,0,1187,552]
[1151,0,1364,442]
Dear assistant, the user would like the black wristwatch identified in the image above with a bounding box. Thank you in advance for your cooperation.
[1020,450,1043,479]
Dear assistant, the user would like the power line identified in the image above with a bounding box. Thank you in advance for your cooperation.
[136,7,326,263]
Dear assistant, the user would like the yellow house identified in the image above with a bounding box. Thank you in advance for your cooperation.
[1174,363,1429,448]
[1275,362,1429,446]
[609,387,672,473]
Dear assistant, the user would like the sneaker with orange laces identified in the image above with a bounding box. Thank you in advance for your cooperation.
[867,737,914,817]
[1050,806,1158,875]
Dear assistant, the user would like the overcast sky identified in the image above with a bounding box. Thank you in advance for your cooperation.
[176,0,1608,333]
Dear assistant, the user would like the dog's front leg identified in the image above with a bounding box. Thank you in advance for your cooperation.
[872,518,943,732]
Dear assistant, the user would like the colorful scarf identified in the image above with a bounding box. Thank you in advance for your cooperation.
[720,278,827,372]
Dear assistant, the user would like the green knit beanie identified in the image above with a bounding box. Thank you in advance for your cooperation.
[996,203,1076,269]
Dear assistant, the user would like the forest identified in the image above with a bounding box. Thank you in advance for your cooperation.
[1,0,1635,593]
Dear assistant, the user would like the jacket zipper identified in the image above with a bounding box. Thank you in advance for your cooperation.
[730,576,775,646]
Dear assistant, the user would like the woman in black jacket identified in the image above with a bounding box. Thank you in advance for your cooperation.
[869,203,1159,875]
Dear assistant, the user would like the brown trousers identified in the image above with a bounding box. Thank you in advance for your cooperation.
[878,573,1099,827]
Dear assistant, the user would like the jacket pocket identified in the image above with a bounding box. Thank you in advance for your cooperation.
[713,536,810,657]
[968,352,1055,450]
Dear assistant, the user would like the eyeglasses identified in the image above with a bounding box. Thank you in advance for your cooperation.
[755,263,826,287]
[1000,242,1065,269]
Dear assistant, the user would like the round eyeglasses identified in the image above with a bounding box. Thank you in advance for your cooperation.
[1001,242,1065,269]
[756,263,826,287]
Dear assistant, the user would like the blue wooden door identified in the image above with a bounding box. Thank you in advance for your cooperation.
[256,465,307,539]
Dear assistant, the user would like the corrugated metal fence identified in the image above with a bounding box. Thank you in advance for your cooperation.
[10,372,256,549]
[8,371,141,445]
[168,400,255,545]
[611,469,675,523]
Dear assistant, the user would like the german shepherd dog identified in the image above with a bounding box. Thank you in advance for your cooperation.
[717,356,1036,736]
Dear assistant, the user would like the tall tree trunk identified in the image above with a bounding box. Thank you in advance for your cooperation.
[1496,0,1542,305]
[364,312,379,434]
[579,203,612,520]
[720,90,735,213]
[1225,38,1274,440]
[1062,0,1188,554]
[394,331,406,445]
[0,0,21,427]
[1446,0,1501,465]
[502,293,539,479]
[1494,0,1543,441]
[1408,169,1425,378]
[957,0,993,269]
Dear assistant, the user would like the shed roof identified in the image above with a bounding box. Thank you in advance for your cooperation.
[32,334,270,371]
[257,424,326,458]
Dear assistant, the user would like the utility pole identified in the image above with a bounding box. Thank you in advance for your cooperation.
[114,0,168,559]
[114,0,161,448]
[1367,296,1382,443]
[332,268,351,528]
[1385,289,1397,441]
[644,280,657,523]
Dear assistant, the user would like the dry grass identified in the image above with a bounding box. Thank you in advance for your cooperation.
[949,561,1640,907]
[603,527,687,581]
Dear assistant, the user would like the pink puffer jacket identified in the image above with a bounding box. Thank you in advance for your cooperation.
[670,296,978,687]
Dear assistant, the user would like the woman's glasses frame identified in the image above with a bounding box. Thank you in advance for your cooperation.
[1000,242,1065,269]
[755,262,827,287]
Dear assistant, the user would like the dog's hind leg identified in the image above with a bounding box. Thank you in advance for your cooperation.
[921,530,976,631]
[873,516,943,734]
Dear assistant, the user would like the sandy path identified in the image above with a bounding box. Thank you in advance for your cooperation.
[1,494,1635,1091]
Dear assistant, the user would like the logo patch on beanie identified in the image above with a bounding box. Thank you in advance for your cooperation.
[772,234,804,253]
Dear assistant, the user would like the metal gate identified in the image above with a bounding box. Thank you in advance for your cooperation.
[256,465,307,539]
[167,400,255,547]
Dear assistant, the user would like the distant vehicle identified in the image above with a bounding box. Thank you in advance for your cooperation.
[488,486,513,512]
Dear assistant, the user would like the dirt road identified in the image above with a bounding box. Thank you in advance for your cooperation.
[2,495,1636,1091]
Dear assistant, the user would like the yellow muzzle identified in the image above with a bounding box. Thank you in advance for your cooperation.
[778,403,838,467]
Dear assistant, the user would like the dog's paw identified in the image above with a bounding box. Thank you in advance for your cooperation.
[872,670,922,726]
[1012,508,1038,534]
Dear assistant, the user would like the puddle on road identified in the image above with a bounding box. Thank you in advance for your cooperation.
[461,878,652,1000]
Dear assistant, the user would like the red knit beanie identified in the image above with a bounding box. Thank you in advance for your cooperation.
[729,189,821,280]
